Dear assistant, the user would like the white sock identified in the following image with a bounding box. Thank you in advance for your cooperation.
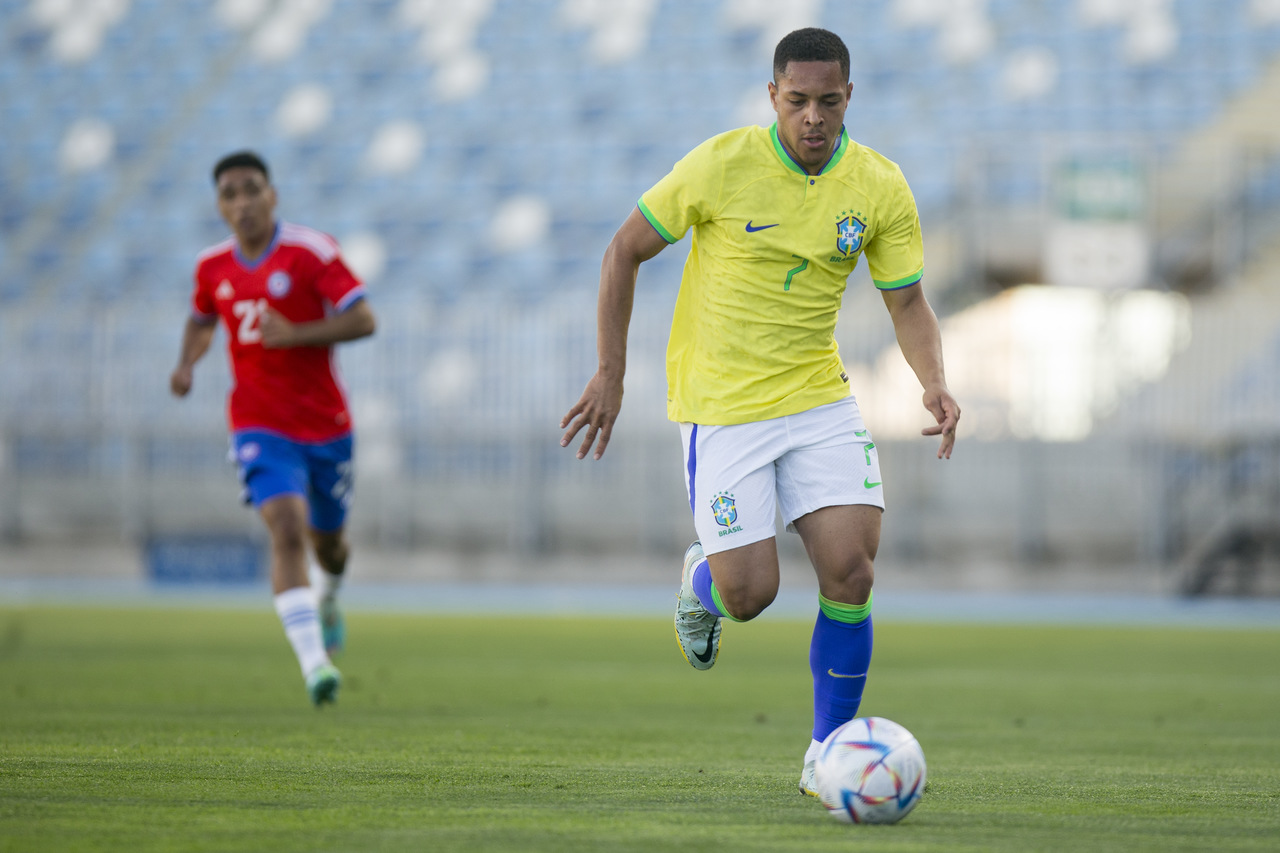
[308,564,343,604]
[805,738,823,763]
[274,586,330,676]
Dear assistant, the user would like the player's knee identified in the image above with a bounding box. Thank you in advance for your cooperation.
[266,513,309,556]
[311,533,348,569]
[824,557,874,605]
[719,581,778,622]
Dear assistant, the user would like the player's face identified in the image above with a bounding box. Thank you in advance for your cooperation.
[768,61,852,175]
[216,167,277,250]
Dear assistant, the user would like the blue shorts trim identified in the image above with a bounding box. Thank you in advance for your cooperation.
[231,430,354,532]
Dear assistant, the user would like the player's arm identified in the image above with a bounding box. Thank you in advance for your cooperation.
[170,316,217,397]
[881,283,960,459]
[259,298,376,349]
[560,206,670,460]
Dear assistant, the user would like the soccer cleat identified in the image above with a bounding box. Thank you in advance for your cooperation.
[674,541,722,671]
[318,595,345,657]
[799,739,821,797]
[305,663,341,707]
[799,757,819,797]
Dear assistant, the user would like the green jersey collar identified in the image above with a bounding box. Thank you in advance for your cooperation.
[770,123,850,176]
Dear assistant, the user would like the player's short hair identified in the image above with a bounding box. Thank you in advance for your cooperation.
[773,27,851,82]
[212,150,270,185]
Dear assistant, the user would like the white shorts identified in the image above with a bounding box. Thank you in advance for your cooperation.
[679,396,884,556]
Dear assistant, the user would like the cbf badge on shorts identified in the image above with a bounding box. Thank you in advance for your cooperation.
[711,492,744,538]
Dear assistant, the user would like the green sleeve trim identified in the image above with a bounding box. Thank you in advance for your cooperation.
[636,198,678,244]
[819,591,872,624]
[873,270,923,291]
[711,583,745,622]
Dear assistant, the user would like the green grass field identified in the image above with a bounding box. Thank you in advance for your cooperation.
[1,605,1278,852]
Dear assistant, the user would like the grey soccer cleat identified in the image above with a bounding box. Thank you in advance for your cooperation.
[673,541,722,670]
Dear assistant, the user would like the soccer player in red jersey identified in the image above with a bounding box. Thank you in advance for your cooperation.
[170,151,376,706]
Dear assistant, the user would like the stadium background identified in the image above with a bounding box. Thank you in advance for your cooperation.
[2,0,1280,599]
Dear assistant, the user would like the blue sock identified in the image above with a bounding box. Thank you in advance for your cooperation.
[810,592,874,742]
[690,558,730,619]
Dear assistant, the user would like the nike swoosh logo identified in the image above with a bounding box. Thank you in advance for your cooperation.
[745,221,780,232]
[827,669,867,679]
[694,631,715,663]
[863,478,882,488]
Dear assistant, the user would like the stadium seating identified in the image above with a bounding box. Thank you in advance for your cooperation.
[2,0,1280,450]
[1,0,1278,309]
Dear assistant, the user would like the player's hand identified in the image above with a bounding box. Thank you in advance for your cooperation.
[259,308,296,348]
[560,371,623,460]
[921,385,960,459]
[170,365,194,397]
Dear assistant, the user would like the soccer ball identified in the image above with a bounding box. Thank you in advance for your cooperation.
[814,716,927,824]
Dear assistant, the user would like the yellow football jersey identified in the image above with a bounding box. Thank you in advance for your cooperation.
[638,123,924,425]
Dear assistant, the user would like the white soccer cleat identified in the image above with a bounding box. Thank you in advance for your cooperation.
[799,757,819,797]
[673,541,722,670]
[799,738,821,797]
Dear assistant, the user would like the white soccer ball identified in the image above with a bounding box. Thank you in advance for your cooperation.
[814,716,927,824]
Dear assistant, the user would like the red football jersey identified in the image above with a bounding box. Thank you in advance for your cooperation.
[191,221,366,442]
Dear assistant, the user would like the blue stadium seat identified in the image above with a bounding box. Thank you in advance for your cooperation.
[0,0,1277,349]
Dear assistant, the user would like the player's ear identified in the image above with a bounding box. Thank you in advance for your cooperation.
[768,80,779,111]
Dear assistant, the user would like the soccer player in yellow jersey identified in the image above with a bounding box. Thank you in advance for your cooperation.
[561,27,960,796]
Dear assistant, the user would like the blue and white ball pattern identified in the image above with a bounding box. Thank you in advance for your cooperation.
[814,716,927,824]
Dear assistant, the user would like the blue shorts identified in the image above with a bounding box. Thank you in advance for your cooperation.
[231,430,354,532]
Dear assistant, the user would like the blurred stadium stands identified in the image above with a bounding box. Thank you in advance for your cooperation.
[3,0,1280,592]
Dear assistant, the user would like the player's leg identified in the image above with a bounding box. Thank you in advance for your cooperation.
[704,538,781,621]
[774,398,884,794]
[791,506,880,796]
[675,420,784,669]
[309,527,348,655]
[305,434,354,656]
[677,536,780,668]
[798,505,879,720]
[235,431,339,705]
[263,494,312,593]
[261,494,339,705]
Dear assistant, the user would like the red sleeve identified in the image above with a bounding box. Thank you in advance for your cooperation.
[315,251,366,312]
[191,261,217,321]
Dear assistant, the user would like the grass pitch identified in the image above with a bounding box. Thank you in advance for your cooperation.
[1,605,1278,852]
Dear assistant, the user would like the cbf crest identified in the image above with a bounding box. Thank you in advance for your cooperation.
[835,211,866,258]
[711,491,742,525]
[711,492,744,537]
[711,493,737,527]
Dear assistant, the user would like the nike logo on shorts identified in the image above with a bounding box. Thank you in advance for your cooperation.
[863,477,882,489]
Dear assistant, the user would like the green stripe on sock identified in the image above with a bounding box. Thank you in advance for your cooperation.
[819,591,873,624]
[711,583,745,622]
